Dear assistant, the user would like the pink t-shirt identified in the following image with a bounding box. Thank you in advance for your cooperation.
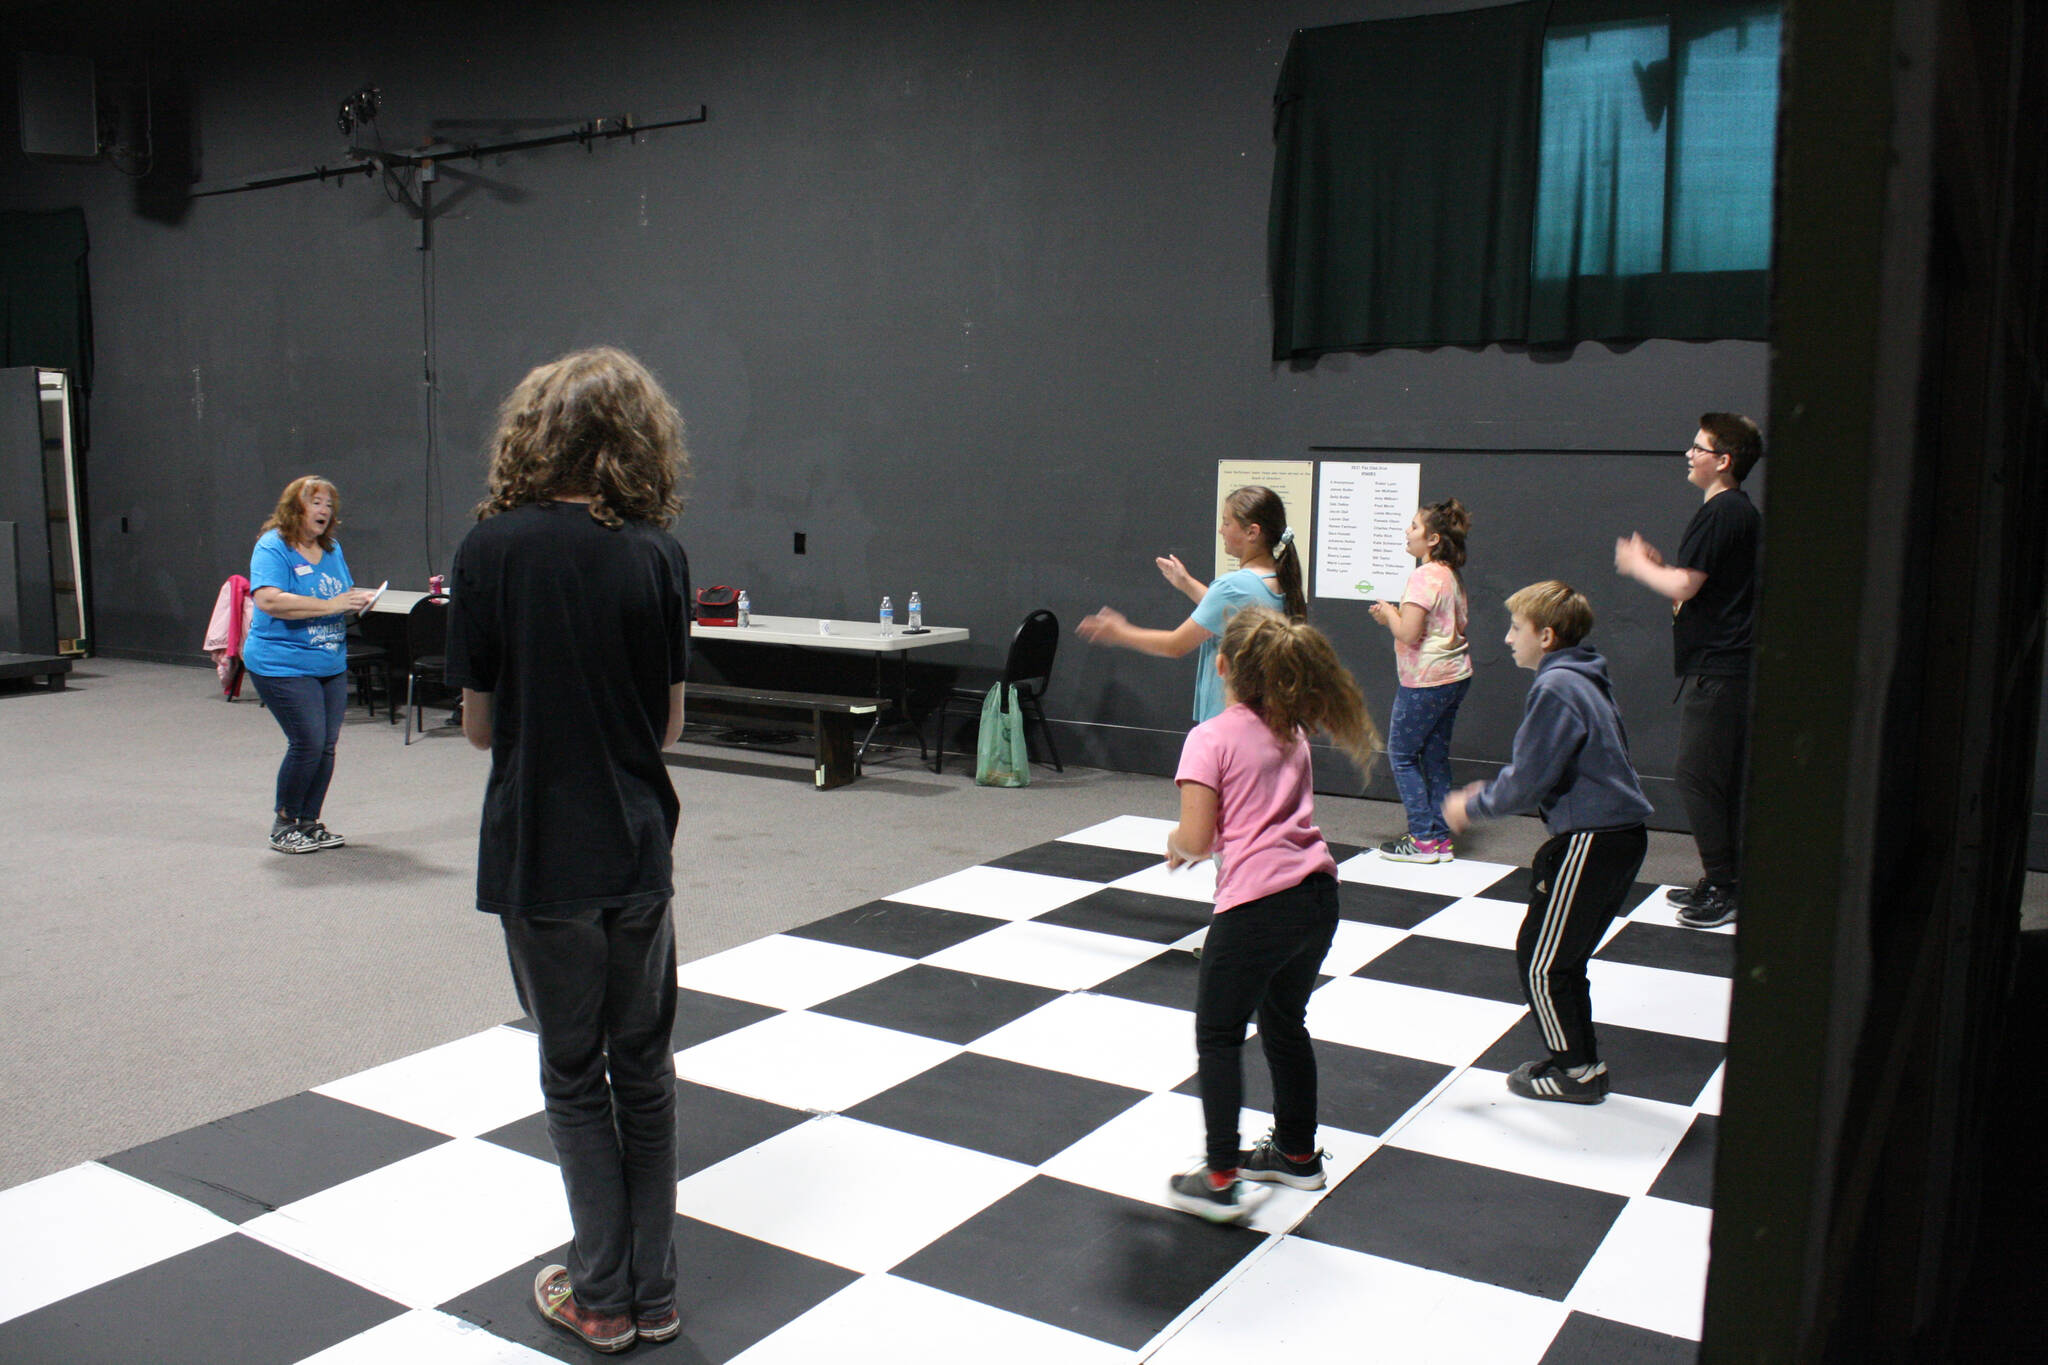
[1175,703,1338,915]
[1395,560,1472,689]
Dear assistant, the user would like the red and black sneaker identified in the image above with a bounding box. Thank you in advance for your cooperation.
[533,1265,635,1354]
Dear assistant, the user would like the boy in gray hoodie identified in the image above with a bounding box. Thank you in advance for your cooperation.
[1445,581,1653,1104]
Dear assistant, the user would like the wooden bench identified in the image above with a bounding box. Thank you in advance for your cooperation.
[683,683,882,790]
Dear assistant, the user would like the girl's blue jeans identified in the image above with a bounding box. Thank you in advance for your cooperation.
[1388,676,1470,842]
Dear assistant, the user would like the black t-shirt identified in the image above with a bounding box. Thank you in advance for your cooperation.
[443,502,691,914]
[1672,487,1760,677]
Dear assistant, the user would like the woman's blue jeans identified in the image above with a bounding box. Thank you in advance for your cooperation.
[249,670,348,821]
[1388,677,1470,842]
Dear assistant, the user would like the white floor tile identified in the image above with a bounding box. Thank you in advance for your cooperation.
[315,1026,541,1138]
[1315,920,1408,977]
[1411,897,1529,949]
[674,1116,1031,1274]
[296,1308,561,1363]
[921,920,1164,991]
[1034,1092,1375,1235]
[1147,1236,1568,1365]
[729,1273,1137,1364]
[673,934,911,1010]
[0,1163,234,1326]
[673,1010,959,1113]
[1696,1063,1725,1115]
[1335,852,1519,899]
[1306,976,1526,1067]
[1566,1196,1714,1341]
[1059,815,1178,853]
[242,1138,571,1309]
[1587,959,1732,1041]
[886,865,1102,921]
[1109,859,1215,903]
[1387,1069,1697,1197]
[968,993,1195,1092]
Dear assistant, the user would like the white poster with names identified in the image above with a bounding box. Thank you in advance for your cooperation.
[1315,461,1421,602]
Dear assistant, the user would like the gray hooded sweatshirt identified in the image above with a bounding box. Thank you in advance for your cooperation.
[1466,644,1654,835]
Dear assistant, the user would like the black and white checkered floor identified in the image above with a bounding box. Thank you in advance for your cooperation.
[0,816,1728,1363]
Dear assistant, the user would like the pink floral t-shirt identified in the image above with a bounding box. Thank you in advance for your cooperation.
[1175,703,1337,914]
[1395,561,1472,689]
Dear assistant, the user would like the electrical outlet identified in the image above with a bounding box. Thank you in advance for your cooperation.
[793,531,806,554]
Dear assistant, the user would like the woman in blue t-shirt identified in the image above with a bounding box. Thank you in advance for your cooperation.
[242,475,376,853]
[1077,485,1306,723]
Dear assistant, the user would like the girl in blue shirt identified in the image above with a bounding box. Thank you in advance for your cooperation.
[1078,485,1305,723]
[243,476,376,853]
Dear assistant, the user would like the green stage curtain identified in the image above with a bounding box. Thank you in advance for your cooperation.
[1267,2,1548,357]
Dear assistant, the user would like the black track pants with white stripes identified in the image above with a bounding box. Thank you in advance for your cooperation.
[1515,826,1649,1069]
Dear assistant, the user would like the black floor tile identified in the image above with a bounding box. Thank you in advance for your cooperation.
[1336,880,1459,929]
[1474,1017,1724,1107]
[1353,934,1528,1004]
[783,899,1000,959]
[1171,1039,1452,1138]
[99,1092,448,1223]
[846,1053,1147,1165]
[894,1176,1263,1349]
[481,1080,813,1179]
[0,1232,404,1365]
[1596,921,1737,978]
[442,1226,857,1364]
[1089,950,1203,1011]
[510,985,781,1055]
[810,963,1063,1045]
[1039,887,1211,945]
[987,841,1163,883]
[1539,1310,1700,1363]
[1649,1113,1718,1209]
[1297,1146,1627,1300]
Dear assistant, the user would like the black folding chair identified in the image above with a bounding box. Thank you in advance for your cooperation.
[931,608,1062,774]
[403,596,450,746]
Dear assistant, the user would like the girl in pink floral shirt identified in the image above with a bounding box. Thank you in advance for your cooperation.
[1367,498,1473,862]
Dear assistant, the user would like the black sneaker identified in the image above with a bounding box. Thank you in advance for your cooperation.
[1166,1164,1269,1223]
[1507,1058,1610,1104]
[1239,1133,1327,1190]
[1676,884,1738,929]
[301,822,347,850]
[1665,877,1711,908]
[269,821,319,855]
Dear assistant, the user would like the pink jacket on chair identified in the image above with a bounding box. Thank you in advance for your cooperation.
[204,574,254,698]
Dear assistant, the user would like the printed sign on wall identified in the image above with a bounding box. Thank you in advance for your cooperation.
[1213,460,1316,583]
[1314,461,1422,602]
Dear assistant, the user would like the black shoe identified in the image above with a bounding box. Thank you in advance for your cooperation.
[1676,884,1738,929]
[1166,1164,1269,1223]
[1239,1132,1327,1190]
[268,820,319,855]
[1507,1058,1610,1104]
[1666,877,1711,908]
[301,822,346,850]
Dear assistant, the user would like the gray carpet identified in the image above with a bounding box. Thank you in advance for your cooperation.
[1,657,1725,1191]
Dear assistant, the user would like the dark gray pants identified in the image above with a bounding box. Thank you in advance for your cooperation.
[1675,673,1750,889]
[502,900,679,1317]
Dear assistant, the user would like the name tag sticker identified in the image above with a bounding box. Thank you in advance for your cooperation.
[293,564,313,577]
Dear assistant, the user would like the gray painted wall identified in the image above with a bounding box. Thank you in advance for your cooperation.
[2,0,1770,817]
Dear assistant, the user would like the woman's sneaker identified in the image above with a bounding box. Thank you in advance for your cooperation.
[634,1306,681,1342]
[533,1265,635,1354]
[1166,1164,1269,1223]
[300,822,346,850]
[1239,1133,1327,1190]
[1378,834,1448,864]
[1665,877,1711,908]
[1676,884,1738,929]
[268,821,319,855]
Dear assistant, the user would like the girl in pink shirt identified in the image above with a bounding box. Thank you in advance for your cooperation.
[1165,607,1380,1223]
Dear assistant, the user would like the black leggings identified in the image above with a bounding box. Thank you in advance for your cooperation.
[1193,872,1340,1171]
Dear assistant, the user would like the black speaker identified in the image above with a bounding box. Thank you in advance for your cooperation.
[17,53,99,160]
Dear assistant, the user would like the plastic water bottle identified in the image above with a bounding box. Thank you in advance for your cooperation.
[908,591,922,629]
[879,595,894,637]
[737,590,751,628]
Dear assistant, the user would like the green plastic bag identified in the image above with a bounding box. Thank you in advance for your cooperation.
[975,682,1031,787]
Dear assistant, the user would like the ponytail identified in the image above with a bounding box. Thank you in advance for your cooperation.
[1225,485,1308,621]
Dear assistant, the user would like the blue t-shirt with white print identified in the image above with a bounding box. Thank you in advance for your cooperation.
[243,529,352,677]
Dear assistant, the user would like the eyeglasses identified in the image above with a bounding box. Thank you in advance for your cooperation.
[1686,443,1726,461]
